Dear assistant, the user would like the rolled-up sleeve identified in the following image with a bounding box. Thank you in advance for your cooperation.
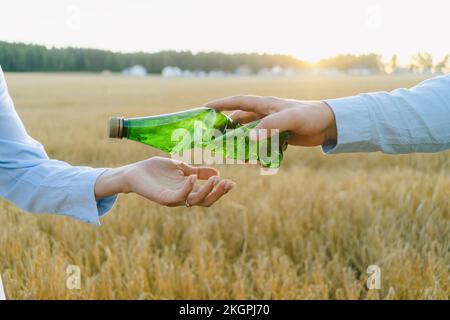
[0,66,117,225]
[323,74,450,154]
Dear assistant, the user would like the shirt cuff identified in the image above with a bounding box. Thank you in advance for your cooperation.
[68,168,118,225]
[322,95,373,154]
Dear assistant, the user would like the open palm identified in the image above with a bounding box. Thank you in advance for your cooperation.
[123,157,234,207]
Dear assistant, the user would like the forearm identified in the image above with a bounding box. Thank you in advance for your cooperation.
[0,157,118,224]
[1,68,117,224]
[323,74,450,154]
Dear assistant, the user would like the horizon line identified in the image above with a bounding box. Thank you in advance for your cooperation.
[3,40,446,65]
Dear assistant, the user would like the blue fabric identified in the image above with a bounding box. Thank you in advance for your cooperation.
[324,74,450,154]
[0,66,117,225]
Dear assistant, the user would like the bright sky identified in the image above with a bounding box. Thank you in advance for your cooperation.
[1,0,449,64]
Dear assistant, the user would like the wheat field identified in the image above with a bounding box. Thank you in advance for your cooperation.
[1,73,449,299]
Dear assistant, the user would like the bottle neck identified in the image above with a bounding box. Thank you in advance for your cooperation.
[111,107,233,140]
[122,119,129,138]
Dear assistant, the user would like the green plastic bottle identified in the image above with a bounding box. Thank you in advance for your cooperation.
[108,107,290,168]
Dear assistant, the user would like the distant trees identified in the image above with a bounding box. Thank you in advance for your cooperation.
[385,55,398,74]
[435,55,450,74]
[0,41,309,73]
[0,41,448,75]
[410,52,433,73]
[316,54,384,73]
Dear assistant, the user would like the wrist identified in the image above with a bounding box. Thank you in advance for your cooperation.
[94,166,129,200]
[321,101,337,143]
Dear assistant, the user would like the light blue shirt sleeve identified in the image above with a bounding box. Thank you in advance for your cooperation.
[323,74,450,154]
[0,66,117,225]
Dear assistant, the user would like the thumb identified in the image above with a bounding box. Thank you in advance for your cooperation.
[178,162,219,180]
[250,110,297,141]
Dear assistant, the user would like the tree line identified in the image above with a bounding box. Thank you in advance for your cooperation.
[1,41,448,74]
[0,41,309,73]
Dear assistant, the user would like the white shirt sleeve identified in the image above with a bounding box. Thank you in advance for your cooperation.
[0,66,117,225]
[323,74,450,154]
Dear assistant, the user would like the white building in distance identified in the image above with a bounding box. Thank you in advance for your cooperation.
[162,66,183,77]
[122,65,148,77]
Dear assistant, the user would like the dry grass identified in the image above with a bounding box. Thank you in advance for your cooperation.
[1,73,449,299]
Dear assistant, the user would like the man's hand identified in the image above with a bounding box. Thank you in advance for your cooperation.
[95,157,234,207]
[206,95,337,147]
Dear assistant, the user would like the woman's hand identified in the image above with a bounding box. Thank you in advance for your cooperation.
[95,157,235,207]
[206,95,337,147]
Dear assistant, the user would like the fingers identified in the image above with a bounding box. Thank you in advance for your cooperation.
[178,162,219,180]
[198,179,235,207]
[172,161,235,208]
[229,110,265,124]
[172,174,197,203]
[169,177,234,208]
[195,166,220,180]
[206,95,282,114]
[250,109,298,141]
[187,175,219,205]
